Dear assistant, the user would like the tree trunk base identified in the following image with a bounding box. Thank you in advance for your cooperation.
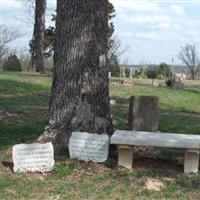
[37,125,69,154]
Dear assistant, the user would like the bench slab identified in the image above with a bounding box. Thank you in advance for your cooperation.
[111,130,200,174]
[111,130,200,149]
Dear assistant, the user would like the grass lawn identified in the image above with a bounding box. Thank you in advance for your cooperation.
[0,72,200,200]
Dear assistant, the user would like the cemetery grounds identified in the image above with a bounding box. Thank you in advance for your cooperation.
[0,72,200,200]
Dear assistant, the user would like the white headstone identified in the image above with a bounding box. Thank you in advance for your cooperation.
[110,99,117,105]
[12,142,54,173]
[69,132,109,163]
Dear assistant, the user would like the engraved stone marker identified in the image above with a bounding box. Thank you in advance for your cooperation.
[69,132,109,163]
[12,142,54,172]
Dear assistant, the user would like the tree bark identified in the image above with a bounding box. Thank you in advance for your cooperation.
[0,58,3,71]
[45,0,112,148]
[191,70,195,80]
[33,0,46,73]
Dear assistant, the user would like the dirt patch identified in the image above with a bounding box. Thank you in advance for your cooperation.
[25,173,46,181]
[145,178,164,191]
[161,111,200,121]
[0,108,48,124]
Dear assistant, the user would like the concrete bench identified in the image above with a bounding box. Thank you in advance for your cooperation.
[110,130,200,174]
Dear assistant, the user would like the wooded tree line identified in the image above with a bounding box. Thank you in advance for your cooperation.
[1,0,199,79]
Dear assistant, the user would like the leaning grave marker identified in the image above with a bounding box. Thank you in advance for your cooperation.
[69,132,109,163]
[12,142,54,173]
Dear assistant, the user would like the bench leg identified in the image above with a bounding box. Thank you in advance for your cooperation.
[184,149,199,174]
[118,145,133,170]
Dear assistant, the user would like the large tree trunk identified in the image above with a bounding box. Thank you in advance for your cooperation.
[0,57,3,72]
[33,0,46,73]
[191,70,195,80]
[45,0,112,148]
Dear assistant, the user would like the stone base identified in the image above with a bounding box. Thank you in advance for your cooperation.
[118,145,133,170]
[184,149,199,174]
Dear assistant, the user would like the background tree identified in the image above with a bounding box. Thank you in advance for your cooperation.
[32,0,46,73]
[0,25,22,71]
[108,54,120,77]
[158,63,172,79]
[146,68,157,85]
[18,48,32,71]
[139,59,148,79]
[178,44,200,80]
[43,25,55,57]
[43,2,116,57]
[43,2,125,77]
[42,0,112,148]
[18,0,35,24]
[3,53,22,71]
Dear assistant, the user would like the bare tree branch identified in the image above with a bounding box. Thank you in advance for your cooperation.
[108,35,130,58]
[0,25,23,56]
[178,44,200,80]
[0,25,23,70]
[15,0,35,25]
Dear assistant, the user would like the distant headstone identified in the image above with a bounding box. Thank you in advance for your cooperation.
[109,72,112,78]
[121,79,133,86]
[175,73,186,83]
[129,68,133,79]
[152,80,159,87]
[110,99,117,106]
[69,132,109,163]
[12,142,54,173]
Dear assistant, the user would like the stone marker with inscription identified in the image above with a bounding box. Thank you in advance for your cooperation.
[12,142,54,173]
[69,132,109,163]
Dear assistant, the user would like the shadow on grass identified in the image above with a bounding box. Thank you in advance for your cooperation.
[0,94,49,108]
[110,96,129,105]
[134,156,183,175]
[1,71,52,78]
[160,102,200,115]
[110,77,123,83]
[19,72,52,78]
[176,86,200,95]
[0,121,46,150]
[159,112,200,134]
[0,79,49,95]
[1,161,13,171]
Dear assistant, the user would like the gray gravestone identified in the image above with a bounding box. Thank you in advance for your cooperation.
[69,132,109,162]
[128,96,159,131]
[12,142,54,172]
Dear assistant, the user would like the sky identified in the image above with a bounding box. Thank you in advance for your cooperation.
[1,0,200,65]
